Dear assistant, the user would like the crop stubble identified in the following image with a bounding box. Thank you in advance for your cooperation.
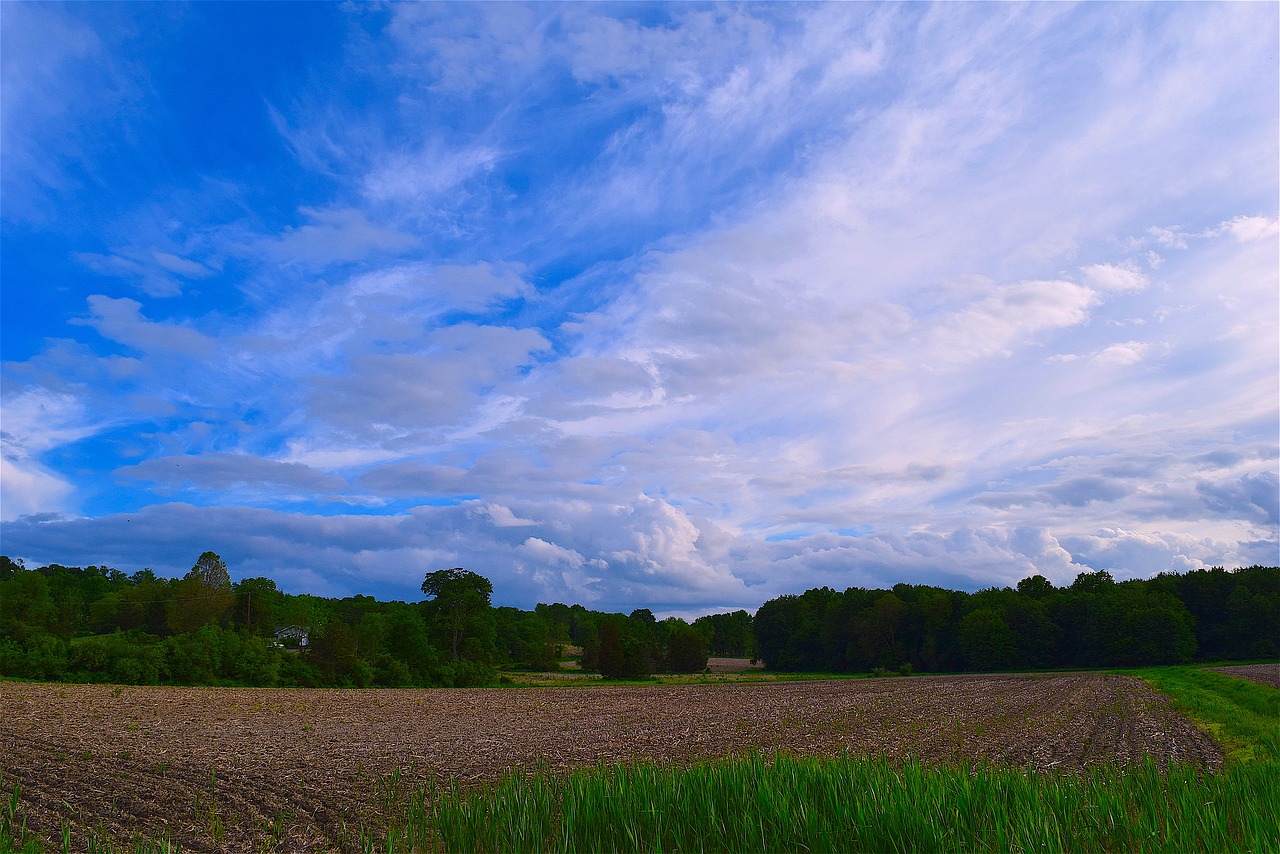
[0,673,1220,851]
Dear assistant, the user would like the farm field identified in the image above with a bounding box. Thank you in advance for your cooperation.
[1210,662,1280,689]
[1,673,1223,851]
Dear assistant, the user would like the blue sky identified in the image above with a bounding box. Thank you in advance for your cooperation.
[2,2,1277,615]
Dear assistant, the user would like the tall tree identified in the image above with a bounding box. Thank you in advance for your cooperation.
[167,551,234,633]
[421,568,494,659]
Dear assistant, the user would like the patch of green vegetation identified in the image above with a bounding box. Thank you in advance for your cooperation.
[372,752,1280,853]
[1133,665,1280,764]
[0,780,42,854]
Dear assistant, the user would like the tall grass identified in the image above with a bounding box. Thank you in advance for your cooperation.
[387,753,1278,853]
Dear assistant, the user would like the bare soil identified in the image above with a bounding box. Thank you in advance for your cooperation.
[0,673,1221,852]
[1210,662,1280,689]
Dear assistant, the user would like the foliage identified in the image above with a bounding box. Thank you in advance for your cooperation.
[665,626,709,673]
[421,568,496,663]
[2,554,1274,689]
[753,566,1276,674]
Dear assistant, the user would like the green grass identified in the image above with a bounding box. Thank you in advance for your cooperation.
[1131,665,1280,764]
[375,753,1280,853]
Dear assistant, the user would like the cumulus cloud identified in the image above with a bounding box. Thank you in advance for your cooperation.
[1058,528,1213,579]
[1091,341,1151,366]
[474,503,537,528]
[1208,215,1279,243]
[1082,262,1149,293]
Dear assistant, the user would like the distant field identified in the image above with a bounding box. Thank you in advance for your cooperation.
[1209,661,1280,689]
[0,673,1221,851]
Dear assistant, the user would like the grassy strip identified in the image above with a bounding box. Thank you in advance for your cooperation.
[373,753,1279,853]
[1132,665,1280,764]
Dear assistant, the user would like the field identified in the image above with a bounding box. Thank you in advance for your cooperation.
[0,672,1225,851]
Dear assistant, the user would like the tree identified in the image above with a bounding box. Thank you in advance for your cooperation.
[167,551,234,633]
[597,620,626,678]
[667,627,708,673]
[959,608,1016,671]
[421,568,494,659]
[1017,574,1055,600]
[192,551,231,589]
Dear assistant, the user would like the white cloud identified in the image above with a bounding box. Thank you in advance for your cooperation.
[362,144,501,206]
[74,296,214,357]
[476,502,537,527]
[1082,262,1149,293]
[0,390,94,520]
[257,207,416,265]
[1091,341,1150,367]
[519,536,586,568]
[927,281,1097,363]
[74,248,215,297]
[0,457,75,521]
[1213,214,1280,243]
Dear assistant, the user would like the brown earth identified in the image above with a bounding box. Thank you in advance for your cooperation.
[0,673,1221,852]
[1210,662,1280,689]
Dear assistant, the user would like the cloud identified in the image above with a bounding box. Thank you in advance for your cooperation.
[1057,528,1215,579]
[74,296,214,357]
[1197,471,1280,527]
[519,536,588,568]
[1082,262,1149,293]
[306,324,549,436]
[74,248,215,298]
[1040,476,1132,508]
[362,144,501,206]
[1091,341,1151,366]
[1213,215,1280,243]
[257,207,417,265]
[474,502,537,527]
[927,281,1097,363]
[0,390,95,520]
[116,453,347,496]
[0,457,76,521]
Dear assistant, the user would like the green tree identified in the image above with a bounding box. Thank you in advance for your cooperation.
[597,619,625,678]
[959,608,1016,671]
[421,568,495,660]
[666,627,709,673]
[167,552,234,633]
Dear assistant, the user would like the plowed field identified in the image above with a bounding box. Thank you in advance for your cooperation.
[1210,663,1280,689]
[0,674,1221,852]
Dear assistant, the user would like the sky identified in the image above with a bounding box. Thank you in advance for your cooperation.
[1,2,1277,616]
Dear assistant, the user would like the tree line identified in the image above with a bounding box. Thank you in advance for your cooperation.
[0,554,751,687]
[753,566,1278,673]
[1,553,1273,688]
